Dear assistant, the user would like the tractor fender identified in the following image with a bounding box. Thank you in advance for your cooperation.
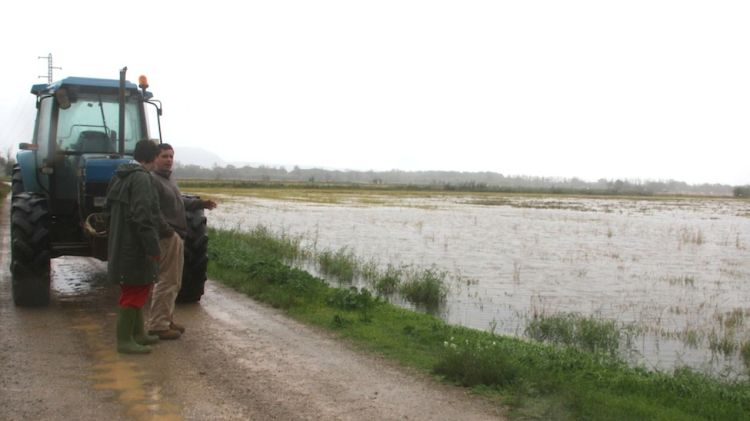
[15,150,41,193]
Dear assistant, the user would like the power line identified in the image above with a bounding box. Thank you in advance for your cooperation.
[38,53,62,84]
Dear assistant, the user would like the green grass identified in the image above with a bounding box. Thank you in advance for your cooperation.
[0,182,10,200]
[207,227,750,420]
[217,224,448,307]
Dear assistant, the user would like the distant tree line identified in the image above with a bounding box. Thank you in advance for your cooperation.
[171,162,738,197]
[733,186,750,198]
[1,149,15,176]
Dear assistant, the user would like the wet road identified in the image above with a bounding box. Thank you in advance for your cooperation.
[0,199,505,420]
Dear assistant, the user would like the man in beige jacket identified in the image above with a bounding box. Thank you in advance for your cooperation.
[148,143,216,339]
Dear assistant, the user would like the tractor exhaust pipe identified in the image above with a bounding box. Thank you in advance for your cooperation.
[118,67,127,155]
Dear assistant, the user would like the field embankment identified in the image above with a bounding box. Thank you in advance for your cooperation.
[208,227,750,421]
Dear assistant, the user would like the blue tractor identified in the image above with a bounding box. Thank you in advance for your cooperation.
[11,68,208,306]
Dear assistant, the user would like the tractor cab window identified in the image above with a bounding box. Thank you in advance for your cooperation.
[55,93,144,154]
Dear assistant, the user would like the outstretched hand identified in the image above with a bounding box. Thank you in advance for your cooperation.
[202,199,217,210]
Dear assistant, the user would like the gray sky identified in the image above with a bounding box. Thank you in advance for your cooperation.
[1,1,749,185]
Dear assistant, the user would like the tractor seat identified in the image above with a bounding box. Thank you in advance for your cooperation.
[76,131,113,153]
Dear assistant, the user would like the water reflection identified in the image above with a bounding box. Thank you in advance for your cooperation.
[208,193,750,377]
[52,256,110,304]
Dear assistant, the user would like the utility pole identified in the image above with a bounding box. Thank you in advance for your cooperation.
[38,53,62,84]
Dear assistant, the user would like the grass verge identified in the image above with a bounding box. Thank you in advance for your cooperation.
[208,227,750,420]
[0,182,10,200]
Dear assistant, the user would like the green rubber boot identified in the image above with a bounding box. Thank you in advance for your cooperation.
[133,308,159,346]
[117,307,152,354]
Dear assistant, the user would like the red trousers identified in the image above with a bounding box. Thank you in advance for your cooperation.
[119,284,152,308]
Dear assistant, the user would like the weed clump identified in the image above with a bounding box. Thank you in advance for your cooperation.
[740,342,750,370]
[318,247,358,283]
[327,287,380,322]
[525,313,621,355]
[399,268,448,308]
[373,264,401,295]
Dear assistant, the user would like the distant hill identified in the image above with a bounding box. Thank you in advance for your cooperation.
[171,146,271,169]
[172,147,226,168]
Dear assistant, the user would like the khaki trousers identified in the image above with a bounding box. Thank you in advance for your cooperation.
[148,232,184,331]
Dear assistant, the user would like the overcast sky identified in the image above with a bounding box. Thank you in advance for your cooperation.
[1,1,749,185]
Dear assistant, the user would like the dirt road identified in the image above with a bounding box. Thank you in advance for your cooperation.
[0,202,505,420]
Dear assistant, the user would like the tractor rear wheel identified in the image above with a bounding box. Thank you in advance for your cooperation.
[177,206,208,303]
[10,193,51,306]
[11,164,24,196]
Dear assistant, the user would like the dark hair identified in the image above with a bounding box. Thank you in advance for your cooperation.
[134,139,159,163]
[158,143,174,152]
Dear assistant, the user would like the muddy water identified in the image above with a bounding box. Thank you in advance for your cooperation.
[208,193,750,376]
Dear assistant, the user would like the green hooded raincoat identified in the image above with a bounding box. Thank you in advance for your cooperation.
[106,163,161,285]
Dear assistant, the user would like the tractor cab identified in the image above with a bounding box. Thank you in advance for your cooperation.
[20,75,161,191]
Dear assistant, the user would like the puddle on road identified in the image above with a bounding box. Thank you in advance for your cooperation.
[45,257,182,419]
[71,310,182,421]
[52,257,110,303]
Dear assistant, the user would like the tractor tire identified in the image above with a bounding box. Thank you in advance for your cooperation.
[177,205,208,303]
[10,193,51,306]
[11,164,24,196]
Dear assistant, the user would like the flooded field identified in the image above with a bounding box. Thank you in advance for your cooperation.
[204,190,750,377]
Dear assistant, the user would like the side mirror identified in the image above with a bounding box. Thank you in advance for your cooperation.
[55,88,71,110]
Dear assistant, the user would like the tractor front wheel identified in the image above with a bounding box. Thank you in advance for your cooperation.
[10,193,51,306]
[11,164,24,196]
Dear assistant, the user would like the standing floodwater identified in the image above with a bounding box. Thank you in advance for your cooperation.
[208,191,750,377]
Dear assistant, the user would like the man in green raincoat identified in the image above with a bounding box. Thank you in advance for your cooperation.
[106,139,162,354]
